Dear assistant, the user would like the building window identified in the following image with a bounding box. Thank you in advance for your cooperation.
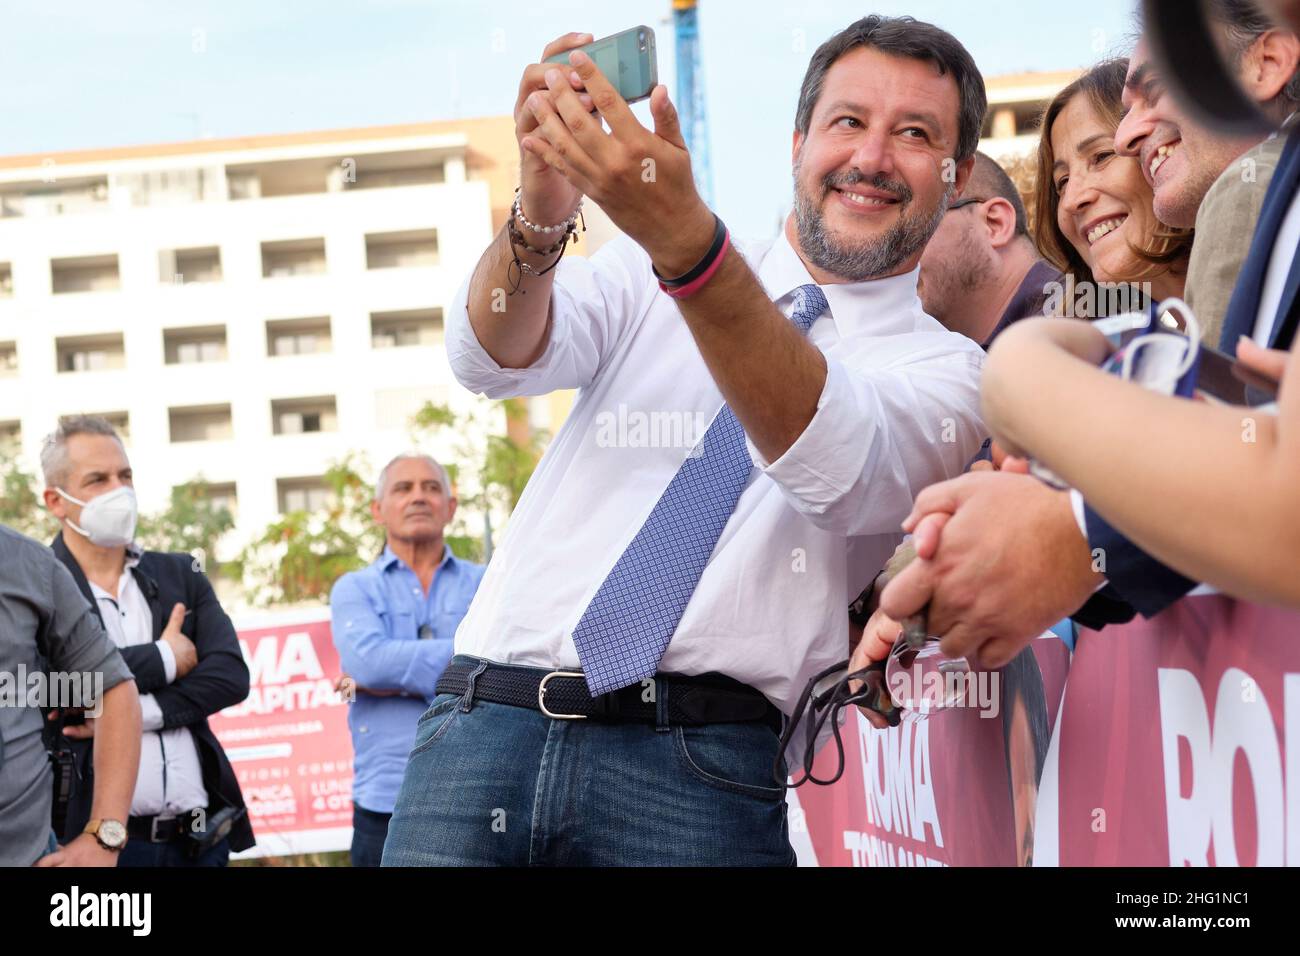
[0,341,16,375]
[0,263,12,296]
[169,404,233,443]
[0,177,109,219]
[272,396,338,435]
[261,238,326,278]
[180,481,237,517]
[56,334,125,373]
[266,317,331,356]
[277,477,334,514]
[371,308,443,348]
[375,386,447,430]
[161,247,223,284]
[51,254,120,294]
[164,326,227,364]
[346,151,446,190]
[121,168,215,207]
[228,159,331,199]
[365,229,438,269]
[91,411,130,442]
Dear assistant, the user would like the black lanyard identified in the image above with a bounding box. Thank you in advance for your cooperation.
[774,658,901,788]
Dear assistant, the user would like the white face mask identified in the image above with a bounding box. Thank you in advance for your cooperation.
[57,485,138,548]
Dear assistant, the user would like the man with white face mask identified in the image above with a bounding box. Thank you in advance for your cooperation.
[41,415,254,865]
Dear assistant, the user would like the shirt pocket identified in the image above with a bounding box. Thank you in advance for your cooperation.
[377,608,419,642]
[434,598,473,641]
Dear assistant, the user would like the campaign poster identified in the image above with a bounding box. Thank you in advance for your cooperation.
[794,634,1071,866]
[211,609,354,858]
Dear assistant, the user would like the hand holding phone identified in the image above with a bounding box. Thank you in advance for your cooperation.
[514,33,595,230]
[544,26,658,104]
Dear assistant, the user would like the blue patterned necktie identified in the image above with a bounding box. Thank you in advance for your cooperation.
[572,283,830,695]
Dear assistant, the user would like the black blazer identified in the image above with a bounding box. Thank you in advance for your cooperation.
[51,533,255,852]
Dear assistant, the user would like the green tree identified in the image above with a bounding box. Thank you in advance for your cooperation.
[0,442,58,541]
[230,455,381,607]
[231,398,548,608]
[410,397,547,558]
[135,480,236,575]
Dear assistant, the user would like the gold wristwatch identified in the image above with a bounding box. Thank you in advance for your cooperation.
[84,818,128,851]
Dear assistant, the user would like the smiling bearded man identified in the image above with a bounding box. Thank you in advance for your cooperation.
[380,15,989,867]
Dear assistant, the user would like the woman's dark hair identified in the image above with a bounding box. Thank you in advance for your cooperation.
[795,15,988,162]
[1032,57,1193,289]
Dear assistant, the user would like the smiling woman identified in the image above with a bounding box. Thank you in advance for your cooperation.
[1032,58,1192,308]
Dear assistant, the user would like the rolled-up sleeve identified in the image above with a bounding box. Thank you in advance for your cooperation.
[46,557,134,692]
[750,334,986,536]
[445,235,658,398]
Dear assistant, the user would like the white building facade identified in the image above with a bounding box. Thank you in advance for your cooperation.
[0,123,511,562]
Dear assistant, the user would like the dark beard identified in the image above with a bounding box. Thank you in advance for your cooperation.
[793,163,949,282]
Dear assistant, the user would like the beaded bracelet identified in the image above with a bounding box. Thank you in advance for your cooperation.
[512,186,583,235]
[504,207,585,295]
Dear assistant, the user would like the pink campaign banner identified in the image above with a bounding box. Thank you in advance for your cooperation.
[1038,596,1300,867]
[209,610,355,858]
[205,596,1299,865]
[794,636,1072,867]
[796,596,1300,868]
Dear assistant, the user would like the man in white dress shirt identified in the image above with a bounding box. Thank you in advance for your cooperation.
[383,15,987,866]
[43,416,253,865]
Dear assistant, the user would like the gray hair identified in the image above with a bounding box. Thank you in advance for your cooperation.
[41,414,123,489]
[374,453,451,500]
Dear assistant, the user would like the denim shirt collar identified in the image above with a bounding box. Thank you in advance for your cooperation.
[379,542,455,576]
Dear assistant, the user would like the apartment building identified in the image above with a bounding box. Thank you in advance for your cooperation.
[978,69,1082,162]
[0,117,550,560]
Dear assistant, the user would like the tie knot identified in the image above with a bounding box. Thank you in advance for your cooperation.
[790,283,829,332]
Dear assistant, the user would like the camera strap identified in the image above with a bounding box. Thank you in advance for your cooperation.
[773,658,900,788]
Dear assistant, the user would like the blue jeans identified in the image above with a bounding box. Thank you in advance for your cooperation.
[350,805,392,867]
[382,668,795,866]
[117,836,229,867]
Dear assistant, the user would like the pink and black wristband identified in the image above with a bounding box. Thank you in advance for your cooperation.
[654,214,731,299]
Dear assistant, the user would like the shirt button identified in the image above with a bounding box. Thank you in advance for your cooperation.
[359,726,368,734]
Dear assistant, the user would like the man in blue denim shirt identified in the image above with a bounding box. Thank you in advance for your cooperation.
[330,454,485,866]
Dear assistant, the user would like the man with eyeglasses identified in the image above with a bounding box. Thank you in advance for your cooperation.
[917,152,1064,348]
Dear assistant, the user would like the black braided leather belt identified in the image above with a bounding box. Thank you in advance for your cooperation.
[435,656,783,733]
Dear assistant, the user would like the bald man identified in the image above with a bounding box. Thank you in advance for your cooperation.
[918,152,1063,347]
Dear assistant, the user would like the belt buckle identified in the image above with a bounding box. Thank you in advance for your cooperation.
[538,670,588,720]
[150,816,169,843]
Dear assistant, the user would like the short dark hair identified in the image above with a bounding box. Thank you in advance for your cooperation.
[794,15,988,162]
[970,152,1029,237]
[1208,0,1300,106]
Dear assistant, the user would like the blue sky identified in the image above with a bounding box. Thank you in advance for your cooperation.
[0,0,1139,236]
